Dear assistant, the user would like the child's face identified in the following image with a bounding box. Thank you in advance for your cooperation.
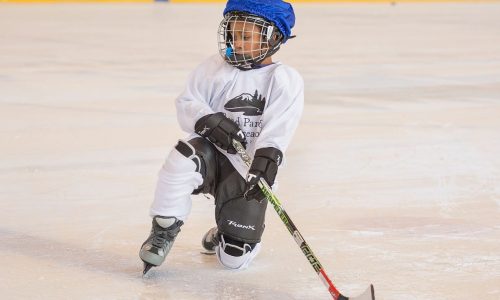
[229,20,269,60]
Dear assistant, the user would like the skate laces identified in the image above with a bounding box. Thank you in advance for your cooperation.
[151,230,169,247]
[151,226,177,247]
[150,217,183,248]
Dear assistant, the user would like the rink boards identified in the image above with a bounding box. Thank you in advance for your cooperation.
[3,0,499,3]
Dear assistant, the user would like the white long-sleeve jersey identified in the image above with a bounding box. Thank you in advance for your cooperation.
[176,54,304,179]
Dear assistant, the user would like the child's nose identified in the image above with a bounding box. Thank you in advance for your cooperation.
[233,39,243,50]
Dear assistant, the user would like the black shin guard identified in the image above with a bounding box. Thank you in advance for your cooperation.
[215,166,268,244]
[176,137,267,245]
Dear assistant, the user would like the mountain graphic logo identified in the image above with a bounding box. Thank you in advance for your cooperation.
[224,90,266,116]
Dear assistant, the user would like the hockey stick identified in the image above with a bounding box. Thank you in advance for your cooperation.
[232,140,375,300]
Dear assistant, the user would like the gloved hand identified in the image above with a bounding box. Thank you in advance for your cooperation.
[244,147,283,202]
[195,112,247,154]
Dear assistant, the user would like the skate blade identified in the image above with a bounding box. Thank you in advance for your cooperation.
[142,263,155,276]
[200,250,216,255]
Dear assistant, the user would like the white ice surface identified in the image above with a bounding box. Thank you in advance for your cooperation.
[1,3,500,299]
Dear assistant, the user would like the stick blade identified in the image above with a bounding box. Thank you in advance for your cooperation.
[342,284,375,300]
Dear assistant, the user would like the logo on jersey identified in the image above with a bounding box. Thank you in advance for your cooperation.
[224,90,266,116]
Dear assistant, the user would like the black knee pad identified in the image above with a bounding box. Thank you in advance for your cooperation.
[174,138,217,195]
[217,196,268,244]
[215,170,268,244]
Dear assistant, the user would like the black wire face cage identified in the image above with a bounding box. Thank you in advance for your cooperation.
[218,12,284,70]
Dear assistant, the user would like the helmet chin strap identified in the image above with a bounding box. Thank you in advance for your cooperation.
[225,47,266,71]
[226,41,281,71]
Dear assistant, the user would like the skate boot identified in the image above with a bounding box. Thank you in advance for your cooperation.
[201,226,219,255]
[216,234,260,270]
[139,216,183,275]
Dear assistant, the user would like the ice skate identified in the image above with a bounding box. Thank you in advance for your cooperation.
[201,226,219,255]
[139,216,183,275]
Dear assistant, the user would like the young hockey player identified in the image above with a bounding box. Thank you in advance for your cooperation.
[139,0,304,274]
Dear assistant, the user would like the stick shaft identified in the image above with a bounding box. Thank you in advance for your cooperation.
[232,140,342,299]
